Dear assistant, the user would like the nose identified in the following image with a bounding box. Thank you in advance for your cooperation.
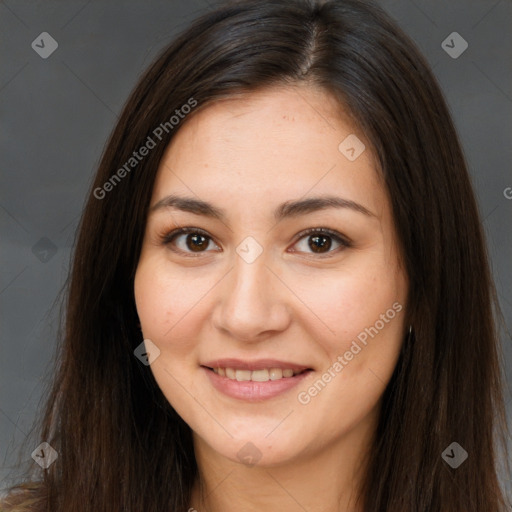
[212,252,291,342]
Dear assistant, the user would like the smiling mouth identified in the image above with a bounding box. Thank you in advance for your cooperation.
[202,366,312,382]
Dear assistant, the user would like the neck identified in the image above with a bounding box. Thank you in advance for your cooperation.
[189,412,376,512]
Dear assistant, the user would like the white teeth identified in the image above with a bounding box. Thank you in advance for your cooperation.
[269,368,283,380]
[251,369,269,382]
[235,370,252,381]
[212,367,306,382]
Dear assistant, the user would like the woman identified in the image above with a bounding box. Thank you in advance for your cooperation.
[2,0,510,510]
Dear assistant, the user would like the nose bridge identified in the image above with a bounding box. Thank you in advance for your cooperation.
[214,242,289,339]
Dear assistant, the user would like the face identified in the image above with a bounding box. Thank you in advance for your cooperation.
[134,85,408,468]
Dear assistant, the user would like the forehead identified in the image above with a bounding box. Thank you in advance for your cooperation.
[151,85,385,218]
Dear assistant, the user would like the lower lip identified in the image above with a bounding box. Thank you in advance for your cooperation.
[202,366,313,401]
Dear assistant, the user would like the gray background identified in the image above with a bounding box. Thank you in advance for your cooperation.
[1,0,511,494]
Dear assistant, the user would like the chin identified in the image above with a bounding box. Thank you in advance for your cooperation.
[201,430,305,468]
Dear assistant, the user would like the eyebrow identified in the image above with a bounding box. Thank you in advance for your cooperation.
[149,194,376,222]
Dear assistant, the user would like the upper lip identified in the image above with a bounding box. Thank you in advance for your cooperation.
[201,358,312,371]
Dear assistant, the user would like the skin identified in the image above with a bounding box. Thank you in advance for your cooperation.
[134,84,408,512]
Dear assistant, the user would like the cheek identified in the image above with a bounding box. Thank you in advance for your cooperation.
[134,257,217,359]
[292,257,407,418]
[134,261,170,336]
[292,268,405,432]
[134,259,186,349]
[291,260,404,348]
[134,260,203,410]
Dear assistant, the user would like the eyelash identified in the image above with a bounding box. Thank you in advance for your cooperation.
[159,227,351,258]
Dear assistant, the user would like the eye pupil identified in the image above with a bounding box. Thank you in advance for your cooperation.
[309,235,332,253]
[187,233,209,252]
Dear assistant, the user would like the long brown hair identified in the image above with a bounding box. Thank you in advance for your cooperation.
[2,0,510,510]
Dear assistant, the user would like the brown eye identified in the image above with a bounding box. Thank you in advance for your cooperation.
[162,228,219,256]
[161,226,350,258]
[291,228,351,256]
